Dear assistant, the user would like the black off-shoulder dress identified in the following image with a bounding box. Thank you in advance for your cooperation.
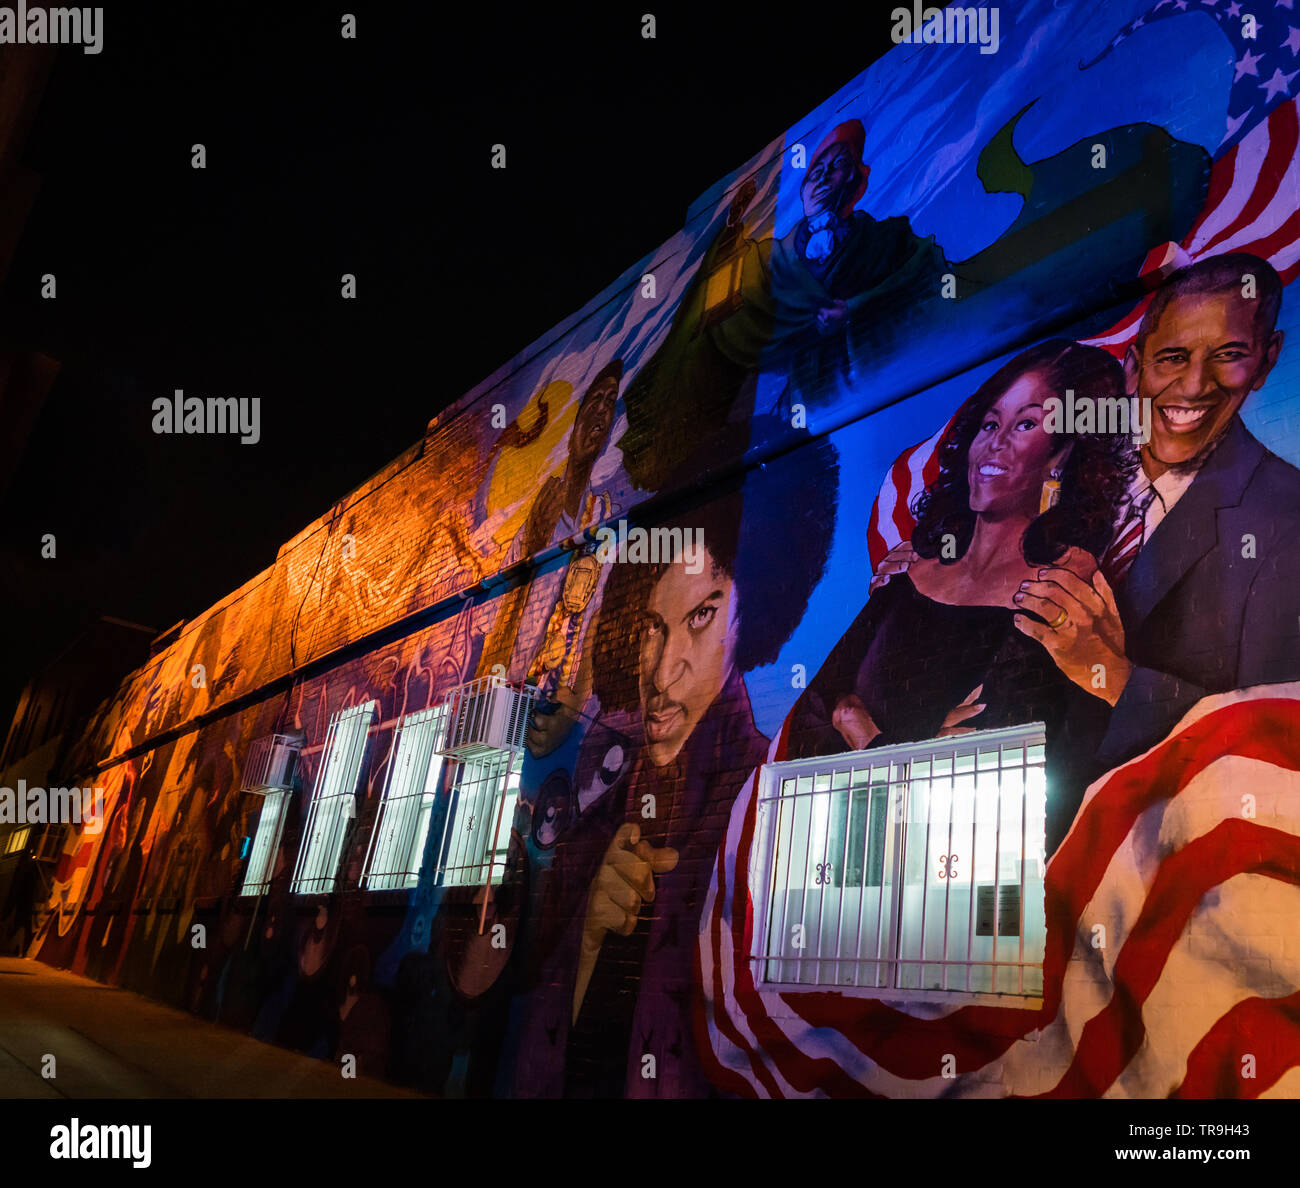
[786,573,1109,854]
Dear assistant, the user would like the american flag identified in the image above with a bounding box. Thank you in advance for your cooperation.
[866,92,1300,569]
[1080,0,1300,151]
[696,683,1300,1097]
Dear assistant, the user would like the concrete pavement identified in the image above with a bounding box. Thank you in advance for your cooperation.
[0,958,426,1098]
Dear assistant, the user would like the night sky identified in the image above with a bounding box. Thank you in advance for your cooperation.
[0,2,903,719]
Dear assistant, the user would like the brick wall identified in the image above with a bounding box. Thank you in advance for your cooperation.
[20,1,1300,1098]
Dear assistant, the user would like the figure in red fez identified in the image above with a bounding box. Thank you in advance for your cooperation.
[618,120,946,493]
[762,118,948,402]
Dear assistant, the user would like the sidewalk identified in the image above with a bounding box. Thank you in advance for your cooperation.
[0,958,426,1098]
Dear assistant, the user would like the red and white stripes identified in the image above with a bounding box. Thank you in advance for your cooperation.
[697,684,1300,1098]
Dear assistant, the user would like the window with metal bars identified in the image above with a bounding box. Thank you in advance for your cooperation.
[240,788,288,897]
[362,704,449,890]
[753,723,1047,998]
[434,754,521,888]
[290,701,376,895]
[238,733,302,898]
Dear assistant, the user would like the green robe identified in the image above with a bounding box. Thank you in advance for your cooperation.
[618,210,946,492]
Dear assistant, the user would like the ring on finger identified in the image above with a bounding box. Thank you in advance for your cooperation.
[1048,608,1068,629]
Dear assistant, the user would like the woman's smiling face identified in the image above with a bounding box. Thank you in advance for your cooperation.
[967,372,1060,518]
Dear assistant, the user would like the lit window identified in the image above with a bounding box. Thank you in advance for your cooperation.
[237,731,304,898]
[3,826,31,855]
[240,789,287,897]
[752,723,1047,998]
[426,675,536,888]
[363,705,449,890]
[434,755,521,888]
[291,701,376,894]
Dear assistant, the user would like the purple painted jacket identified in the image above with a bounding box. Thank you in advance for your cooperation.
[512,668,767,1098]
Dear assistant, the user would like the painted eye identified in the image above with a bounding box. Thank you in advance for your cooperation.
[688,605,718,631]
[981,419,998,433]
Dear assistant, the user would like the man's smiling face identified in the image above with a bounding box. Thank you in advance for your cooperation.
[638,549,738,767]
[1129,290,1282,469]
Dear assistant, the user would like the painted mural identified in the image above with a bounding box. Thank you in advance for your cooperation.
[15,0,1300,1099]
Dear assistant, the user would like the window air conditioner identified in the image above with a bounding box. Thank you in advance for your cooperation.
[240,732,303,793]
[435,676,537,759]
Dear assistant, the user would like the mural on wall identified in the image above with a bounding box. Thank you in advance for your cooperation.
[443,421,840,1098]
[474,359,623,680]
[17,0,1300,1100]
[617,118,948,491]
[705,249,1300,1096]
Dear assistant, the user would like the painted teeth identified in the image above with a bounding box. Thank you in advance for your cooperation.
[1164,407,1208,424]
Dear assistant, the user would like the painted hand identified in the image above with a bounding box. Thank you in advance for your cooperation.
[868,539,918,594]
[450,881,516,999]
[816,299,848,336]
[576,823,678,1022]
[938,684,986,737]
[832,693,882,750]
[1012,547,1131,706]
[582,823,679,944]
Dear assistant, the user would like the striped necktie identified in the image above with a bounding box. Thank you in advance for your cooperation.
[1101,487,1157,585]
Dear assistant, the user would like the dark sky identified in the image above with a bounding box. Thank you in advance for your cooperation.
[0,1,904,718]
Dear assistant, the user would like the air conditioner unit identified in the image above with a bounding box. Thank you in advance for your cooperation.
[240,732,302,793]
[435,676,537,759]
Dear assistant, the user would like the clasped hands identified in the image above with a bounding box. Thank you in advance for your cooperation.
[868,541,1133,713]
[1009,545,1131,706]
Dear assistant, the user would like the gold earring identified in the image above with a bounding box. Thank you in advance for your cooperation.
[1039,467,1063,515]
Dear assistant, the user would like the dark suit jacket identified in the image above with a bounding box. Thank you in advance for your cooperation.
[510,668,768,1099]
[1098,415,1300,768]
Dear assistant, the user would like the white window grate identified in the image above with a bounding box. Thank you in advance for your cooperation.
[362,704,449,890]
[291,701,376,895]
[434,755,521,888]
[238,730,301,898]
[752,723,1047,997]
[240,788,288,897]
